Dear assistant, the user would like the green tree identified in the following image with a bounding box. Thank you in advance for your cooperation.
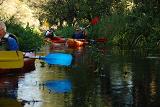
[42,0,112,27]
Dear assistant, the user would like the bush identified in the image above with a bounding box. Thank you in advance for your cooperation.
[55,26,74,38]
[6,22,44,52]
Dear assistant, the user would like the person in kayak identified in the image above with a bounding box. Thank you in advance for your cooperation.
[44,28,56,39]
[0,21,19,51]
[44,28,65,43]
[72,27,87,39]
[44,28,56,43]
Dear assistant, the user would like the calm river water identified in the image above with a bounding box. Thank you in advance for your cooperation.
[0,44,160,107]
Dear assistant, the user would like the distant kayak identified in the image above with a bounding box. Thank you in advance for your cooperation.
[49,36,108,49]
[94,37,108,43]
[50,36,66,43]
[66,39,88,48]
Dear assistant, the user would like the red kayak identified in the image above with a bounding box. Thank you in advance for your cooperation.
[66,38,108,48]
[50,36,107,43]
[95,38,108,43]
[49,37,108,49]
[50,37,66,43]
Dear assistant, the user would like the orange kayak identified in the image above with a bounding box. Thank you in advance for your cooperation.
[66,39,88,48]
[50,37,108,49]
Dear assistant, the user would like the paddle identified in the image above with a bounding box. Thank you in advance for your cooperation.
[0,51,24,69]
[82,16,100,30]
[0,51,72,69]
[29,53,73,66]
[88,38,108,44]
[87,17,108,43]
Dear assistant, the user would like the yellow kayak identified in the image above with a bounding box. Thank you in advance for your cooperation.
[0,51,24,69]
[0,51,35,74]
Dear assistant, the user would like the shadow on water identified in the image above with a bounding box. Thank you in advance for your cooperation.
[1,45,160,107]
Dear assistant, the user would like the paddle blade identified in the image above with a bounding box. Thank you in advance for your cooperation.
[45,79,72,93]
[91,16,100,25]
[40,53,73,66]
[0,51,24,69]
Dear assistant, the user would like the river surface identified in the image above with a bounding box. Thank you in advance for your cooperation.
[1,44,160,107]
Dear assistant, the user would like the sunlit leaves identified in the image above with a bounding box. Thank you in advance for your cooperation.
[0,0,40,27]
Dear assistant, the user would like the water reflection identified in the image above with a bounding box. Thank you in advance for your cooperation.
[17,71,43,107]
[110,62,133,107]
[0,74,19,98]
[17,60,73,107]
[1,46,160,107]
[45,79,72,93]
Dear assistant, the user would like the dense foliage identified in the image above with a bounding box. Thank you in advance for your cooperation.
[42,0,160,49]
[1,0,160,50]
[6,21,44,52]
